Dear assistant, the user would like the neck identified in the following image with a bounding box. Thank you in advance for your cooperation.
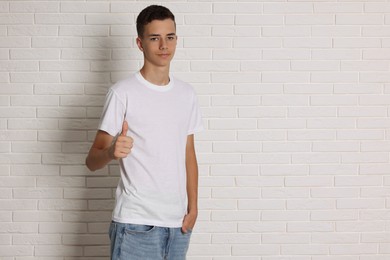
[140,65,170,86]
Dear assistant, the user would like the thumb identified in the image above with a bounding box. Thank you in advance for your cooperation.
[121,121,128,136]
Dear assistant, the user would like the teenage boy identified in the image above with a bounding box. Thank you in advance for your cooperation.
[85,5,203,260]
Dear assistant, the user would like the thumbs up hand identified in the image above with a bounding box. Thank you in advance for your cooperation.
[109,120,133,160]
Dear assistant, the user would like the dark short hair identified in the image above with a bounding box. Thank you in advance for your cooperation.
[136,5,175,37]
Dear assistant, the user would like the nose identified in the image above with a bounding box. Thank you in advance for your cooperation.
[159,38,167,50]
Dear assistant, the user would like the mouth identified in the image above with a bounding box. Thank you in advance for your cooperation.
[158,53,170,58]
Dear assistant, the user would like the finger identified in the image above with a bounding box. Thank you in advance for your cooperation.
[121,121,128,136]
[181,226,188,233]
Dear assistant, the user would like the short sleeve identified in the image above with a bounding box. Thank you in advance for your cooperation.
[187,90,204,135]
[98,89,126,137]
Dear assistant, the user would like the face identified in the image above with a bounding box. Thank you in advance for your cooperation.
[136,19,177,69]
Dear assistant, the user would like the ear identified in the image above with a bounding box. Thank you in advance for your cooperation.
[136,37,143,51]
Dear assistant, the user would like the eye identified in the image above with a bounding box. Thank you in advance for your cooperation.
[167,36,176,41]
[150,37,159,41]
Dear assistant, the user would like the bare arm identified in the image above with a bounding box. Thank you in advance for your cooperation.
[182,134,199,233]
[86,121,133,172]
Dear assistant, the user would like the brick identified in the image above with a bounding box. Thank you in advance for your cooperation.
[342,152,389,163]
[263,26,311,37]
[337,199,384,209]
[209,119,256,130]
[37,107,86,118]
[288,107,336,118]
[360,164,390,175]
[262,211,309,221]
[310,165,358,176]
[264,3,313,13]
[39,200,87,211]
[213,141,260,153]
[59,26,109,36]
[336,14,384,25]
[292,153,340,164]
[62,211,111,223]
[188,244,231,256]
[213,26,260,37]
[13,211,61,222]
[314,3,363,13]
[257,119,306,129]
[86,14,133,25]
[234,38,281,48]
[12,142,61,153]
[312,49,360,60]
[0,14,33,24]
[311,210,358,221]
[284,84,333,94]
[282,245,328,255]
[263,95,309,106]
[60,2,109,13]
[307,118,356,129]
[212,187,259,199]
[237,130,285,141]
[363,49,390,60]
[211,211,259,222]
[13,234,61,245]
[10,2,58,13]
[236,15,283,25]
[0,37,31,48]
[40,61,89,71]
[35,245,83,256]
[0,154,41,164]
[64,188,112,199]
[0,246,33,256]
[8,25,58,36]
[238,222,285,232]
[201,107,236,118]
[263,49,310,60]
[212,72,260,83]
[32,37,81,48]
[239,107,286,118]
[291,61,339,71]
[34,83,84,95]
[238,200,285,210]
[335,38,381,48]
[10,49,60,60]
[185,15,234,25]
[236,176,284,187]
[311,188,359,198]
[330,244,378,255]
[214,3,262,13]
[263,141,311,152]
[232,245,279,256]
[312,141,360,152]
[335,84,383,94]
[35,14,84,25]
[337,130,384,140]
[288,222,334,232]
[286,15,334,25]
[243,154,290,164]
[312,25,361,37]
[260,165,308,176]
[262,188,308,198]
[213,49,261,60]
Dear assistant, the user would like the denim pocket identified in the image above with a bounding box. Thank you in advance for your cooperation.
[109,221,117,238]
[125,223,156,234]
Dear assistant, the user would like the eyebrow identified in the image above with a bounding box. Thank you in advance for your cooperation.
[147,33,176,37]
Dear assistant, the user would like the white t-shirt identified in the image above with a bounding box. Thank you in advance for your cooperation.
[98,71,203,228]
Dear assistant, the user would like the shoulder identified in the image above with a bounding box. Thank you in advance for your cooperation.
[110,74,138,94]
[172,76,197,97]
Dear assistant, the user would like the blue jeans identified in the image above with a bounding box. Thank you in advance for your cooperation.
[109,221,192,260]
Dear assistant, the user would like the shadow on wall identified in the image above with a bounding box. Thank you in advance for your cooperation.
[49,35,141,258]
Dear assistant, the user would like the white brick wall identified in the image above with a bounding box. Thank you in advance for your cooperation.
[1,0,390,259]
